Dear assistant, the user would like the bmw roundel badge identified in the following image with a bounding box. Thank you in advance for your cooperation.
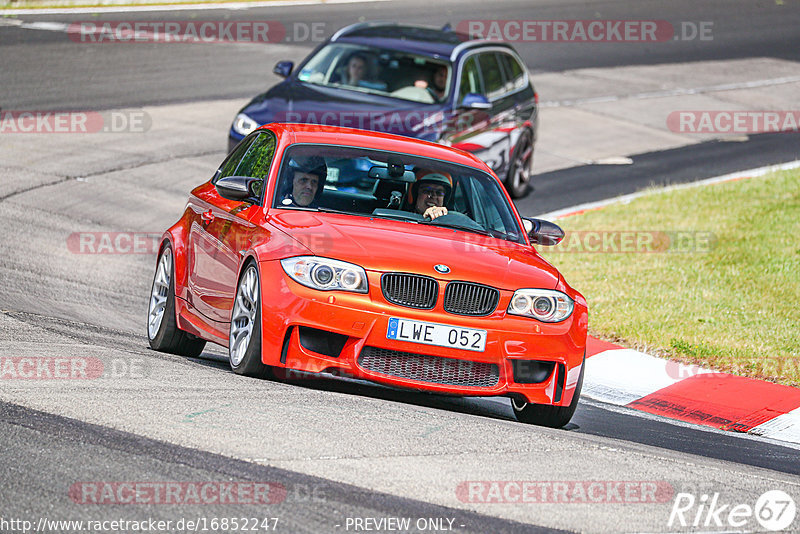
[434,264,451,274]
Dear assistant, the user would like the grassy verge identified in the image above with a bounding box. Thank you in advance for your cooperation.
[537,167,800,387]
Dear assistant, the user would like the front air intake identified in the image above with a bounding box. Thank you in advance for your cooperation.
[358,346,499,388]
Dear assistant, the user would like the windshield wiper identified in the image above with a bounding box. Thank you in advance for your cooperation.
[419,220,495,238]
[316,206,361,216]
[371,212,422,223]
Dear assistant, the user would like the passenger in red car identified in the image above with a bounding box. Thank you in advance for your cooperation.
[281,157,327,207]
[409,170,452,220]
[292,173,319,206]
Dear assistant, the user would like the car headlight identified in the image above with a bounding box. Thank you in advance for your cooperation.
[507,289,574,322]
[280,257,368,293]
[232,113,259,136]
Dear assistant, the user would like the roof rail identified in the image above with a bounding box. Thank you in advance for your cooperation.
[449,39,509,61]
[330,21,398,41]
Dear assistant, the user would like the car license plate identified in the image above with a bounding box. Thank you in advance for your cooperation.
[386,318,486,352]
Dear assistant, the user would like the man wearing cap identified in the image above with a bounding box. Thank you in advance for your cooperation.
[410,170,452,220]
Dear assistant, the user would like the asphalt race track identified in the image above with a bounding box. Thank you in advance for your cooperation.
[1,1,800,533]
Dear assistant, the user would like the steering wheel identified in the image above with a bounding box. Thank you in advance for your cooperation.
[426,86,443,103]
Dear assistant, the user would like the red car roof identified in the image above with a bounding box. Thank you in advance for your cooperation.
[260,123,494,175]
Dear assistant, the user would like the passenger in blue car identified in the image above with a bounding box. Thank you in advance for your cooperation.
[344,53,368,86]
[280,157,326,208]
[341,52,387,91]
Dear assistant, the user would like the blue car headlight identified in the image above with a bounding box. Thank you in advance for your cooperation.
[232,113,259,136]
[281,257,368,293]
[508,289,574,322]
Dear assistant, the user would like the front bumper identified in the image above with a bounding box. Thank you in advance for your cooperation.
[259,260,587,406]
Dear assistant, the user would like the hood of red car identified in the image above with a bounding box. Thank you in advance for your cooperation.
[268,212,560,290]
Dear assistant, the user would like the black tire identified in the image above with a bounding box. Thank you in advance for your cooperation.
[228,262,271,378]
[505,129,534,199]
[512,355,584,428]
[147,243,206,357]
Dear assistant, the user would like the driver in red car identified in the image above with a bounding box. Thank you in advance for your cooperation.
[408,170,452,220]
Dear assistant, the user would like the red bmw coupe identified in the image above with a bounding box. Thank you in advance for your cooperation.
[147,124,587,427]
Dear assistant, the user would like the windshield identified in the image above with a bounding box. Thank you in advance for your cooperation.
[296,43,451,104]
[272,144,525,244]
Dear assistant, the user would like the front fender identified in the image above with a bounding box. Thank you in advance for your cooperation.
[160,206,194,300]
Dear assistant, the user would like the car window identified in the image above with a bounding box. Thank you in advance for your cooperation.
[296,43,451,104]
[216,134,256,182]
[466,177,509,233]
[498,53,528,93]
[235,131,277,180]
[457,56,483,104]
[272,144,524,243]
[477,53,506,100]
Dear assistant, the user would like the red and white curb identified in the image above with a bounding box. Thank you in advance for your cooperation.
[541,161,800,445]
[584,339,800,445]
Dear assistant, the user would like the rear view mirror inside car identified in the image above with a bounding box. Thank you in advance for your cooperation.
[368,165,416,182]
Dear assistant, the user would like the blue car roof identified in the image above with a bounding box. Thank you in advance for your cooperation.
[331,23,497,60]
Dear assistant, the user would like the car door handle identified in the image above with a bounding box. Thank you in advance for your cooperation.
[200,210,214,223]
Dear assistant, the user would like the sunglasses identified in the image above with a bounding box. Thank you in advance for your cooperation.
[419,187,446,197]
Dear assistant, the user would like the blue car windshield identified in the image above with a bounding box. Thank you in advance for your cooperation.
[296,44,451,104]
[273,144,525,244]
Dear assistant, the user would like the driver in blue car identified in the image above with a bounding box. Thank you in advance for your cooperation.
[408,170,452,220]
[280,157,326,208]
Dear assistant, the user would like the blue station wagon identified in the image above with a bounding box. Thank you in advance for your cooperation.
[229,23,538,198]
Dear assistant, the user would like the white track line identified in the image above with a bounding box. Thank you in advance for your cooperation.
[1,0,387,15]
[536,159,800,220]
[539,75,800,108]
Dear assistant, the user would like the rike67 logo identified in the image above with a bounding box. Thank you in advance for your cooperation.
[669,490,796,531]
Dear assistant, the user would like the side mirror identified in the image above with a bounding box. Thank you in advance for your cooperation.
[459,93,491,110]
[215,175,261,202]
[273,61,294,78]
[523,217,564,246]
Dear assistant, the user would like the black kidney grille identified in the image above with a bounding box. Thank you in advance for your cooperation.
[381,273,438,309]
[358,346,500,388]
[444,282,500,316]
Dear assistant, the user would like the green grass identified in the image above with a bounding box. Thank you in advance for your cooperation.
[538,167,800,386]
